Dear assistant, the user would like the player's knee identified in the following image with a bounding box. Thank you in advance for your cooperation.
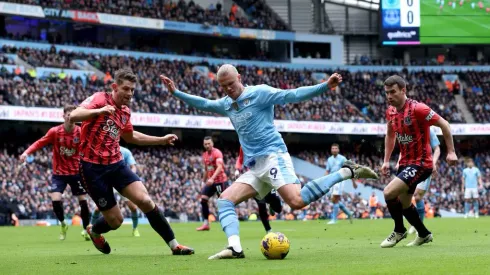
[383,188,395,200]
[133,195,154,212]
[106,215,123,229]
[287,196,306,210]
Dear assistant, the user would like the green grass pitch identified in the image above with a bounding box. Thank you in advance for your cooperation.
[420,0,490,44]
[1,218,490,274]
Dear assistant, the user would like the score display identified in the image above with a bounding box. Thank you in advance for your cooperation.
[381,0,490,45]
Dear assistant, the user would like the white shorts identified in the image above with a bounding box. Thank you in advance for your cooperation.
[236,152,300,199]
[416,176,432,191]
[331,180,348,196]
[464,188,479,199]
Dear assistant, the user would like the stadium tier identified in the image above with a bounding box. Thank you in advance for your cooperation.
[9,0,289,31]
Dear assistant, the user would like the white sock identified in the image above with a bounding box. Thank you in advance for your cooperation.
[204,219,209,226]
[168,239,179,249]
[338,167,353,180]
[228,235,242,252]
[61,221,66,226]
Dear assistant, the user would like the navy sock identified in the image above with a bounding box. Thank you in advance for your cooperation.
[145,205,175,244]
[403,204,430,238]
[52,201,64,223]
[79,200,90,229]
[92,217,113,235]
[386,198,405,233]
[257,200,271,232]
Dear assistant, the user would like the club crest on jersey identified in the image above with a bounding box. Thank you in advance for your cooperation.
[404,116,412,126]
[98,198,107,208]
[103,119,119,140]
[396,132,413,145]
[243,99,250,106]
[121,116,127,125]
[73,137,79,143]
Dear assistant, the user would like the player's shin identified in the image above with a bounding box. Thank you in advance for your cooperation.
[300,169,349,205]
[464,201,470,215]
[131,211,139,229]
[402,205,431,237]
[416,199,425,221]
[79,200,90,229]
[339,202,352,218]
[257,202,272,232]
[52,200,65,224]
[201,198,210,226]
[91,209,101,225]
[92,217,114,235]
[144,205,179,248]
[473,201,479,217]
[217,199,242,252]
[332,203,339,222]
[386,198,406,233]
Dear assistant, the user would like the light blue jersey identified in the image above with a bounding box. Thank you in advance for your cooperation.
[120,146,136,167]
[429,127,440,150]
[463,167,481,189]
[174,82,329,166]
[326,154,347,173]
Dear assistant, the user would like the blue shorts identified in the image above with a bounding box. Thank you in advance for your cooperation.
[50,174,86,196]
[80,160,140,211]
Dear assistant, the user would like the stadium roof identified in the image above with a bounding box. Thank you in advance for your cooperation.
[324,0,379,10]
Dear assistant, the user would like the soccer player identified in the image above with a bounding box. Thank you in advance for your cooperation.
[20,105,91,241]
[369,192,378,220]
[196,136,229,231]
[70,69,193,255]
[395,126,440,234]
[381,75,457,248]
[160,66,378,260]
[91,146,141,236]
[462,158,483,218]
[325,143,356,224]
[235,146,283,233]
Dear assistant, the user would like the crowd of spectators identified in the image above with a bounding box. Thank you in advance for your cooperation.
[0,45,474,123]
[461,71,490,123]
[10,0,289,31]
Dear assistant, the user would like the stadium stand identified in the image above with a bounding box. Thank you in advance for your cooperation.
[11,0,289,31]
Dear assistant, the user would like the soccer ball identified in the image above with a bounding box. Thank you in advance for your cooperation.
[260,232,290,260]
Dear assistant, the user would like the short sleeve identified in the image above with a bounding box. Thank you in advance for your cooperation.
[414,103,440,126]
[214,149,224,163]
[80,93,106,109]
[476,169,481,177]
[122,116,133,133]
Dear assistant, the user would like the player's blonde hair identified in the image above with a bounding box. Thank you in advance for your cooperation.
[217,64,238,80]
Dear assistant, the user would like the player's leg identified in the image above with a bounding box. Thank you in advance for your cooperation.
[70,175,91,240]
[197,183,216,231]
[208,181,257,259]
[464,187,471,218]
[263,190,282,214]
[380,177,409,248]
[119,178,194,255]
[293,160,378,210]
[472,189,480,218]
[255,198,272,233]
[409,176,430,234]
[91,207,101,225]
[49,175,69,240]
[80,161,119,254]
[126,200,140,236]
[329,194,340,224]
[338,201,353,223]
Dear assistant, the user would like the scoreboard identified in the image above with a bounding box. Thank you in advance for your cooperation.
[381,0,490,45]
[381,0,421,45]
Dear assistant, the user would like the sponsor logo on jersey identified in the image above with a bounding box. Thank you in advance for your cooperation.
[396,132,413,144]
[60,146,76,156]
[102,119,119,140]
[404,116,412,126]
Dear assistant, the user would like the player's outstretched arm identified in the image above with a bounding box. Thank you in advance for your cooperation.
[382,122,396,176]
[20,128,55,162]
[262,73,342,105]
[160,75,225,115]
[433,118,457,165]
[69,106,115,123]
[122,130,178,146]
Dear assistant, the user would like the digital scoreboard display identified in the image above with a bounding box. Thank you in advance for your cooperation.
[381,0,490,45]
